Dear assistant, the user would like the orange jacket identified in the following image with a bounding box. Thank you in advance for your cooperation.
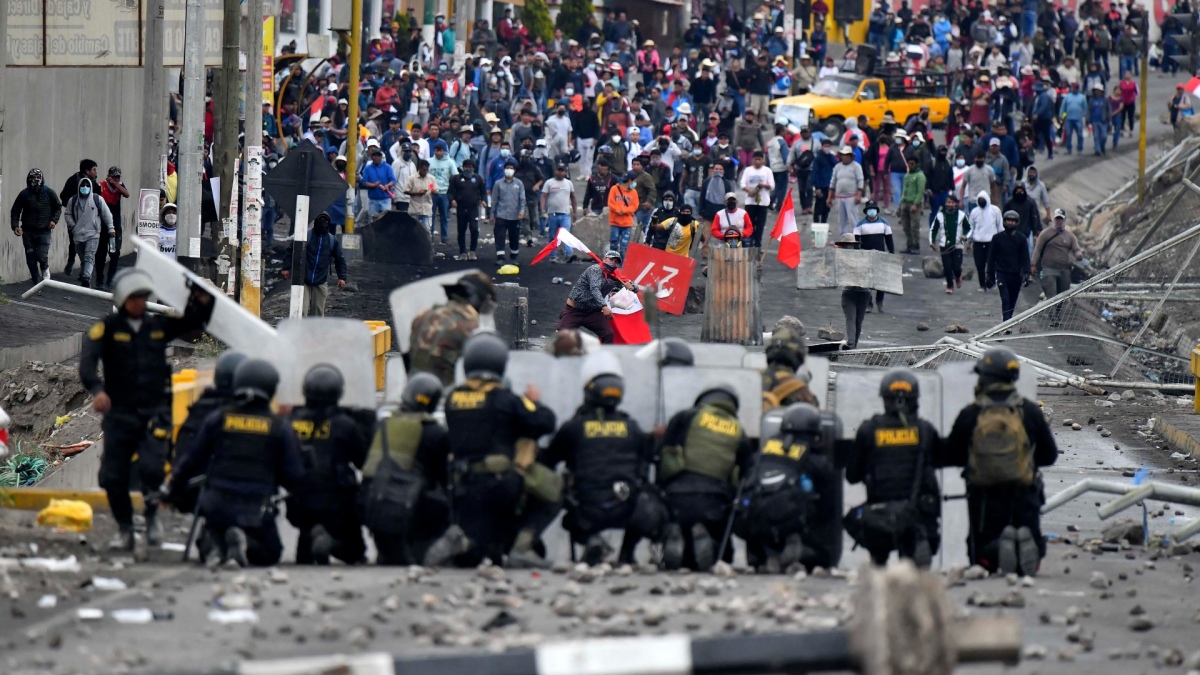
[607,184,639,227]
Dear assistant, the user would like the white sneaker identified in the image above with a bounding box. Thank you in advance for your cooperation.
[43,269,51,281]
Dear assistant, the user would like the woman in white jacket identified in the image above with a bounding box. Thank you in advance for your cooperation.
[64,177,114,288]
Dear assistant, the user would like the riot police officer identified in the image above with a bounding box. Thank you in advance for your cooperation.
[409,271,497,386]
[762,327,818,410]
[175,351,247,462]
[844,370,942,568]
[543,371,657,565]
[286,365,370,565]
[166,359,304,567]
[942,348,1057,576]
[362,372,452,566]
[80,268,213,550]
[660,337,695,366]
[735,404,834,573]
[436,334,558,568]
[657,386,755,571]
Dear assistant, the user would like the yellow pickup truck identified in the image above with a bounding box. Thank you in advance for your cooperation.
[770,72,952,139]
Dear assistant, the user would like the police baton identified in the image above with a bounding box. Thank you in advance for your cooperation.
[714,477,746,566]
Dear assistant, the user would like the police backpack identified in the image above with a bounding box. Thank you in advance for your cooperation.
[361,417,427,537]
[968,392,1034,487]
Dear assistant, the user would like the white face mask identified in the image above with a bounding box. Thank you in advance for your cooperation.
[504,168,516,178]
[612,135,621,143]
[565,88,574,96]
[164,214,177,226]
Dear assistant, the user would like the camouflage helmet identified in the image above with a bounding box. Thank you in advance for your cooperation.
[765,327,807,370]
[447,270,497,313]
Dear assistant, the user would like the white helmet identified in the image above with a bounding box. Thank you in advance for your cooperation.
[112,269,155,306]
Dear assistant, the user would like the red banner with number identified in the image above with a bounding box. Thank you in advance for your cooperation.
[621,243,697,316]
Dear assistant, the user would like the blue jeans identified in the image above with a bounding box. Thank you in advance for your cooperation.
[610,226,631,259]
[262,204,277,246]
[415,214,431,231]
[1092,122,1107,154]
[890,172,905,210]
[1064,119,1084,152]
[1111,119,1122,148]
[431,194,450,239]
[368,198,391,217]
[547,213,573,259]
[1022,10,1037,37]
[1120,55,1137,77]
[928,190,949,229]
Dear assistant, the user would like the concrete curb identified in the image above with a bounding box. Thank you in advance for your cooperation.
[1155,414,1200,459]
[0,332,82,371]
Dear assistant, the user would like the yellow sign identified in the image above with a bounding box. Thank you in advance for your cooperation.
[263,16,275,105]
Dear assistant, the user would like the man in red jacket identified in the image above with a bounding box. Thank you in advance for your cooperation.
[710,192,753,248]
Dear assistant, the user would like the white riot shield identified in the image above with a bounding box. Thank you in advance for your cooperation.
[271,319,377,410]
[472,352,585,427]
[937,361,1039,437]
[390,269,492,353]
[384,355,408,404]
[801,356,831,410]
[132,237,277,354]
[797,247,905,294]
[833,370,945,441]
[662,367,765,437]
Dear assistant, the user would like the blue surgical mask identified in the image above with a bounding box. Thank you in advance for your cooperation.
[501,149,511,158]
[955,158,965,168]
[866,208,879,218]
[79,186,91,196]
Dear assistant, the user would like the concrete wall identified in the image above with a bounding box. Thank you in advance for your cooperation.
[1,67,149,284]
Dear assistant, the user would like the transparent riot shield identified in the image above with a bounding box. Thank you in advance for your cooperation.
[132,238,277,354]
[801,356,832,410]
[390,269,492,353]
[936,362,1038,437]
[661,367,765,438]
[833,370,945,441]
[384,355,407,404]
[474,351,585,427]
[270,318,378,410]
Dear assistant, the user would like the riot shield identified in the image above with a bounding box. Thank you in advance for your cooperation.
[473,352,585,427]
[132,238,277,354]
[390,270,492,353]
[801,356,832,410]
[797,247,905,294]
[833,370,945,441]
[383,355,407,404]
[661,367,765,438]
[270,318,378,410]
[936,361,1038,437]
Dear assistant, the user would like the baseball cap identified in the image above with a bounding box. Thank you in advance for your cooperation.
[1053,208,1067,219]
[989,138,1001,146]
[724,191,737,200]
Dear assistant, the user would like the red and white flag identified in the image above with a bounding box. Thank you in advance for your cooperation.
[1185,77,1200,98]
[531,228,596,265]
[769,192,802,269]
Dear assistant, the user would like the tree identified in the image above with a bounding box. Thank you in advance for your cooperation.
[555,0,592,40]
[522,0,555,44]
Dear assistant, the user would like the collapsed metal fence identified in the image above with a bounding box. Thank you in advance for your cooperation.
[831,219,1200,392]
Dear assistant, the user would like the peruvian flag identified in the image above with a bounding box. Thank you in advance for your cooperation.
[769,192,802,269]
[1186,77,1200,98]
[531,227,596,265]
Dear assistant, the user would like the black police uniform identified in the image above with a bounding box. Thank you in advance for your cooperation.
[941,384,1057,571]
[171,384,236,514]
[361,412,451,565]
[169,399,305,566]
[845,412,943,565]
[657,400,755,568]
[543,406,654,564]
[79,293,213,532]
[444,376,557,566]
[286,406,370,564]
[736,429,835,572]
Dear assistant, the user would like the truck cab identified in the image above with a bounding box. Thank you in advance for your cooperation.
[771,71,952,139]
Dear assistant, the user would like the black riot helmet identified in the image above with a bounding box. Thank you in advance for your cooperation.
[695,385,739,410]
[463,333,509,379]
[879,369,920,414]
[779,403,823,440]
[26,168,44,188]
[765,327,807,370]
[302,364,345,408]
[402,372,444,412]
[213,351,248,393]
[660,337,695,366]
[446,270,497,313]
[233,358,280,402]
[974,347,1021,383]
[584,373,625,409]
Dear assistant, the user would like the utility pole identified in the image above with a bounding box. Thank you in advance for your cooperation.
[343,0,363,235]
[215,0,242,293]
[178,0,208,275]
[0,0,9,221]
[141,0,167,203]
[241,0,266,316]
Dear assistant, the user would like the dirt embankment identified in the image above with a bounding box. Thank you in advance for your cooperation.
[1,362,98,460]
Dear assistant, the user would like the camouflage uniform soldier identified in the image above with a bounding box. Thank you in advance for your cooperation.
[409,272,497,385]
[762,327,819,410]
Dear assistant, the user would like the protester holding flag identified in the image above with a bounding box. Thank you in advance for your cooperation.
[767,192,801,269]
[554,250,636,344]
